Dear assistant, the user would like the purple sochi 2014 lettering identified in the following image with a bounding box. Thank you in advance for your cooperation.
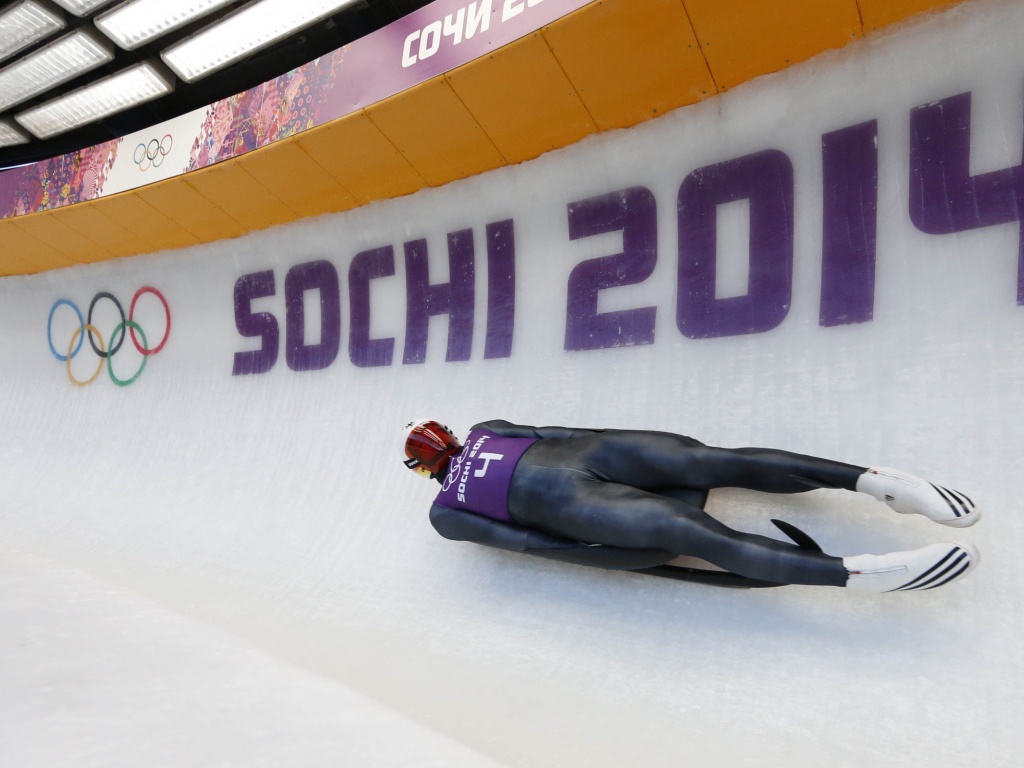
[821,121,878,326]
[484,219,516,359]
[232,219,513,373]
[233,270,279,376]
[403,231,475,364]
[677,149,794,339]
[229,86,1024,377]
[564,186,658,351]
[349,246,396,368]
[910,91,1024,304]
[285,260,341,372]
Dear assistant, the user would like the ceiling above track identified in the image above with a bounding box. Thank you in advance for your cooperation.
[0,0,432,170]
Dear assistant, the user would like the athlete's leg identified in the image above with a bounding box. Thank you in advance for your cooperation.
[560,430,866,494]
[659,487,709,509]
[509,475,847,586]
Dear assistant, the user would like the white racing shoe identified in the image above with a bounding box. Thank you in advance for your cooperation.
[856,468,980,528]
[844,543,979,593]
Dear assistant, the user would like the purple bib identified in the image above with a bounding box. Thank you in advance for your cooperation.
[434,429,538,521]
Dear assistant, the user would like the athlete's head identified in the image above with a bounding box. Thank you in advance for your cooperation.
[402,420,461,480]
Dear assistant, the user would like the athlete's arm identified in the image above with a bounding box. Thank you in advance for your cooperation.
[471,420,605,439]
[430,504,531,552]
[429,504,676,570]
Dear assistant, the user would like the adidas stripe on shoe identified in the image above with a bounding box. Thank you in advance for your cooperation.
[843,543,979,593]
[856,468,981,527]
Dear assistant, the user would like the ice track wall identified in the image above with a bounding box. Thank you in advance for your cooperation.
[2,1,1023,765]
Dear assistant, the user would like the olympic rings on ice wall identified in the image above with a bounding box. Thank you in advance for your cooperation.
[47,287,171,387]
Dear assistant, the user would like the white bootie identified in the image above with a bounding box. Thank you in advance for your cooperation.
[856,468,980,528]
[844,543,979,593]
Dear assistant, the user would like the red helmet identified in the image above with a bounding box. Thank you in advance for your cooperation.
[402,420,461,479]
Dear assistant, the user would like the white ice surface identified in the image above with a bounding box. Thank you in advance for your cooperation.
[2,1,1024,765]
[0,548,499,768]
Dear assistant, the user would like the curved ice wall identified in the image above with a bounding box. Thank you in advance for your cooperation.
[2,2,1021,765]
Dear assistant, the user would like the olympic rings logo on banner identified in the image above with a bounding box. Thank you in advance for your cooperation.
[133,134,173,172]
[47,287,171,388]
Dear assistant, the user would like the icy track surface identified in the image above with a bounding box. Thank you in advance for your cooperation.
[2,1,1023,765]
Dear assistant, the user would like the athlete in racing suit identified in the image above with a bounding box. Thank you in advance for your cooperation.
[403,420,981,592]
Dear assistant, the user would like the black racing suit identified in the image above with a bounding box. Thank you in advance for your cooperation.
[429,421,865,588]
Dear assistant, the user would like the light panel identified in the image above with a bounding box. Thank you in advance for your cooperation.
[0,29,114,112]
[95,0,236,51]
[161,0,360,83]
[49,0,113,16]
[0,118,30,146]
[15,60,173,138]
[0,0,66,63]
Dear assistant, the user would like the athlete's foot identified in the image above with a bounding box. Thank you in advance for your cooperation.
[843,543,979,593]
[856,468,981,528]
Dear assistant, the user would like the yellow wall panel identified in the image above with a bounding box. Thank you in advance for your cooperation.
[543,0,715,132]
[50,202,153,261]
[4,217,77,271]
[238,141,358,218]
[366,76,507,187]
[13,209,109,262]
[683,0,863,90]
[446,32,596,165]
[0,253,35,277]
[185,160,297,232]
[0,220,47,275]
[136,176,246,242]
[857,0,956,31]
[97,192,201,252]
[295,112,427,204]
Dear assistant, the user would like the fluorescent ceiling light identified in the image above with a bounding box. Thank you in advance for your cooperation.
[15,60,172,138]
[95,0,236,51]
[161,0,360,83]
[0,0,66,63]
[49,0,113,16]
[0,29,114,111]
[0,118,30,146]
